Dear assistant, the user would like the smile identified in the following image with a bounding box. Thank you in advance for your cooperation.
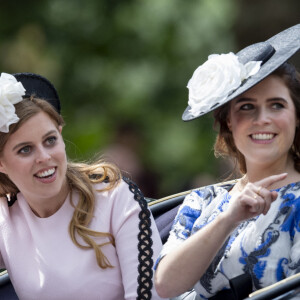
[35,167,56,178]
[251,133,276,140]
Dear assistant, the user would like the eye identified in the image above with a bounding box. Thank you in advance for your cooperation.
[239,103,255,111]
[271,102,284,109]
[46,136,57,146]
[18,146,31,155]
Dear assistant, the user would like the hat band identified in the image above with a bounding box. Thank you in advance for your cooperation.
[237,42,275,66]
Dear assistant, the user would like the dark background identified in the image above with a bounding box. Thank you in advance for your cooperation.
[0,0,299,198]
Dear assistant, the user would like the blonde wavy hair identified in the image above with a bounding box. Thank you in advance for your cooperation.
[0,98,121,269]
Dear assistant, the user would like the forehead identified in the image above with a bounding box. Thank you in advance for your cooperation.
[235,75,289,99]
[5,112,58,147]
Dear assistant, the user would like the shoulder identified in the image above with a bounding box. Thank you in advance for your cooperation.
[0,195,24,227]
[0,196,8,206]
[277,182,300,209]
[92,176,142,195]
[0,197,9,223]
[184,182,233,206]
[278,181,300,194]
[92,177,147,209]
[122,176,145,201]
[277,182,300,219]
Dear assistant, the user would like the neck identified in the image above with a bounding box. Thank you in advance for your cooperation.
[26,179,70,218]
[241,156,300,190]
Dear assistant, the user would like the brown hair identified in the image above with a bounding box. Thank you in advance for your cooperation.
[0,98,121,269]
[213,62,300,175]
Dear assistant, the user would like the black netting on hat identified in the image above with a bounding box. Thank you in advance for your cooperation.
[13,72,61,114]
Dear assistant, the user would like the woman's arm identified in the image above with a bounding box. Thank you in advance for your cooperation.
[155,173,286,298]
[112,180,163,300]
[155,211,235,298]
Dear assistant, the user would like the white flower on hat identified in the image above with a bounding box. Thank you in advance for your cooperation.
[187,52,261,117]
[0,73,26,133]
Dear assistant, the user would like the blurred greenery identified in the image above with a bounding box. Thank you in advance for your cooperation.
[0,0,299,197]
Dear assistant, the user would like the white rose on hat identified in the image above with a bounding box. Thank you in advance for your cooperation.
[187,52,261,117]
[0,73,26,133]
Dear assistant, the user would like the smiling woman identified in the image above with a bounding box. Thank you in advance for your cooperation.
[0,110,68,217]
[0,73,163,299]
[227,75,298,172]
[154,24,300,300]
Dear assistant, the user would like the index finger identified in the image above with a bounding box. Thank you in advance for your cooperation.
[255,173,287,189]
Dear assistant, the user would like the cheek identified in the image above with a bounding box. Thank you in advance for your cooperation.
[57,147,66,160]
[4,160,32,187]
[277,113,297,133]
[227,109,248,129]
[230,116,248,136]
[230,118,250,149]
[54,139,66,157]
[55,144,67,165]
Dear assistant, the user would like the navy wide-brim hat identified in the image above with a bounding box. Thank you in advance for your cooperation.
[13,73,61,114]
[182,23,300,121]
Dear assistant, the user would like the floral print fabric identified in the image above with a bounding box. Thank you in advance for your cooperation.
[156,182,300,299]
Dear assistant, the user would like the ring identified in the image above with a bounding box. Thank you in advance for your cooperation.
[257,186,262,196]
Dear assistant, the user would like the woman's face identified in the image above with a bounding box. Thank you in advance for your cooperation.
[227,75,298,169]
[0,111,68,206]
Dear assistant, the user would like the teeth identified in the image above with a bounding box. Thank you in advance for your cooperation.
[252,133,274,140]
[36,168,55,178]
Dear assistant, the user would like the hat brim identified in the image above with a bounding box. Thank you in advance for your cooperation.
[13,73,61,114]
[182,24,300,121]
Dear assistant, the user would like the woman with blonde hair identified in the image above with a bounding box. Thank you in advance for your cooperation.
[0,72,162,299]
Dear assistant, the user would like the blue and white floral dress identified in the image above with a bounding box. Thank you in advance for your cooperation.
[155,181,300,299]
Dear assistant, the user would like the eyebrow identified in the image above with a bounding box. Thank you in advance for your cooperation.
[12,130,58,151]
[234,97,288,104]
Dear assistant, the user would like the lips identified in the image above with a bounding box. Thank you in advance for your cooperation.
[34,167,57,184]
[34,167,56,178]
[251,133,276,140]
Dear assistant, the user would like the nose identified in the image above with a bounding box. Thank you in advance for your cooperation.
[35,147,51,164]
[253,107,271,125]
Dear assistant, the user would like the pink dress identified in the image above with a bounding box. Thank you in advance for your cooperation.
[0,180,163,300]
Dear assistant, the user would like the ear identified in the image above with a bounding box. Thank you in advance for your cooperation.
[58,126,63,134]
[227,117,232,131]
[0,160,7,175]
